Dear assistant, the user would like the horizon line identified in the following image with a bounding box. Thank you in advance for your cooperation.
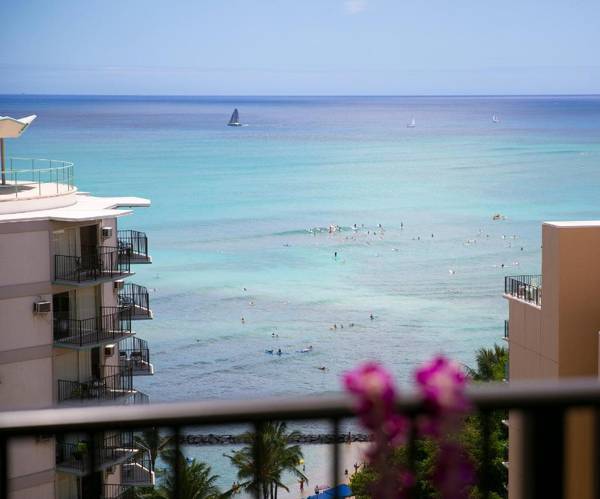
[1,92,600,99]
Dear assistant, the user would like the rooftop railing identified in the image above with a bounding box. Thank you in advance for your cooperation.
[2,378,600,498]
[119,336,153,376]
[118,230,151,263]
[57,365,136,404]
[54,245,131,283]
[53,306,133,348]
[118,283,152,320]
[504,274,542,306]
[0,157,75,199]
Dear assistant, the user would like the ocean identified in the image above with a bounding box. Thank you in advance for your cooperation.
[2,94,600,490]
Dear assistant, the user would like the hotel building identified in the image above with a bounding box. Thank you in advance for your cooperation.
[504,221,600,499]
[0,156,155,498]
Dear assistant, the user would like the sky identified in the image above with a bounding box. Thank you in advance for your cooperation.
[1,0,599,96]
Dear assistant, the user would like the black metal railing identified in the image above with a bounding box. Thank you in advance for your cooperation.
[119,337,153,375]
[504,274,542,306]
[58,365,135,404]
[118,283,152,319]
[504,319,509,339]
[54,245,131,283]
[121,452,154,486]
[3,379,600,498]
[118,230,150,262]
[102,484,135,499]
[56,431,136,474]
[54,307,133,347]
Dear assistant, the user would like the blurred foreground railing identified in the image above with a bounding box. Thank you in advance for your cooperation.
[2,378,600,498]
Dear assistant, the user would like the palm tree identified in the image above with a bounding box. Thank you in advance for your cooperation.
[225,422,307,499]
[150,449,222,499]
[466,344,507,382]
[135,428,172,470]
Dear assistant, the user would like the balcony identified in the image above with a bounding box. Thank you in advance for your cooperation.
[54,245,132,285]
[57,365,139,405]
[118,230,151,264]
[504,274,542,306]
[121,453,155,487]
[102,484,134,499]
[54,307,133,349]
[118,283,153,320]
[119,337,153,376]
[2,378,600,498]
[56,431,136,476]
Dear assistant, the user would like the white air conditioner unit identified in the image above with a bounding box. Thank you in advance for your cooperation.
[33,301,51,314]
[101,226,113,238]
[104,344,116,357]
[114,279,125,290]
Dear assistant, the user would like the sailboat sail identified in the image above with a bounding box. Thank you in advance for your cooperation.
[229,109,240,125]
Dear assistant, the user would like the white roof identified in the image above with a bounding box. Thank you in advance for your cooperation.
[0,193,150,223]
[544,220,600,228]
[0,115,37,139]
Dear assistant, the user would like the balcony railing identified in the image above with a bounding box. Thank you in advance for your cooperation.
[57,365,136,404]
[121,452,155,486]
[119,337,153,376]
[54,245,131,283]
[102,484,134,499]
[56,431,136,475]
[1,157,75,199]
[118,283,152,320]
[54,307,133,348]
[3,378,600,498]
[118,230,151,264]
[504,274,542,306]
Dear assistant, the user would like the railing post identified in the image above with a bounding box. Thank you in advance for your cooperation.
[253,422,264,499]
[0,434,7,499]
[331,418,340,499]
[521,409,564,498]
[173,427,181,499]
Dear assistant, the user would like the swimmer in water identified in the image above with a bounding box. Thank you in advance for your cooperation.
[370,314,374,320]
[277,349,282,356]
[318,366,327,371]
[241,317,245,324]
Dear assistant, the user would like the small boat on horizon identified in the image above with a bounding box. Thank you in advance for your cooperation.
[492,114,500,123]
[227,108,243,127]
[407,117,416,128]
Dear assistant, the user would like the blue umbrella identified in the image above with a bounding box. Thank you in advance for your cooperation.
[307,484,353,499]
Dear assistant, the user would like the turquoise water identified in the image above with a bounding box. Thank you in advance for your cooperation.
[3,95,600,489]
[3,95,600,401]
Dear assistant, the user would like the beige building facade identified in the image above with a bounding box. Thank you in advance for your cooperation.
[505,221,600,499]
[0,158,155,498]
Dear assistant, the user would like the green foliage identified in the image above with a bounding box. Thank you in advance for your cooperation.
[466,345,508,382]
[147,450,222,499]
[225,422,307,499]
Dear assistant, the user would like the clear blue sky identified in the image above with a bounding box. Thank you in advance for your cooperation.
[1,0,599,95]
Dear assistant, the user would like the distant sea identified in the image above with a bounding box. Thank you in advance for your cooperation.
[2,94,600,489]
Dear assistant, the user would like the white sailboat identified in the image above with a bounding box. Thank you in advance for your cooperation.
[227,108,243,127]
[492,114,500,123]
[407,117,416,128]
